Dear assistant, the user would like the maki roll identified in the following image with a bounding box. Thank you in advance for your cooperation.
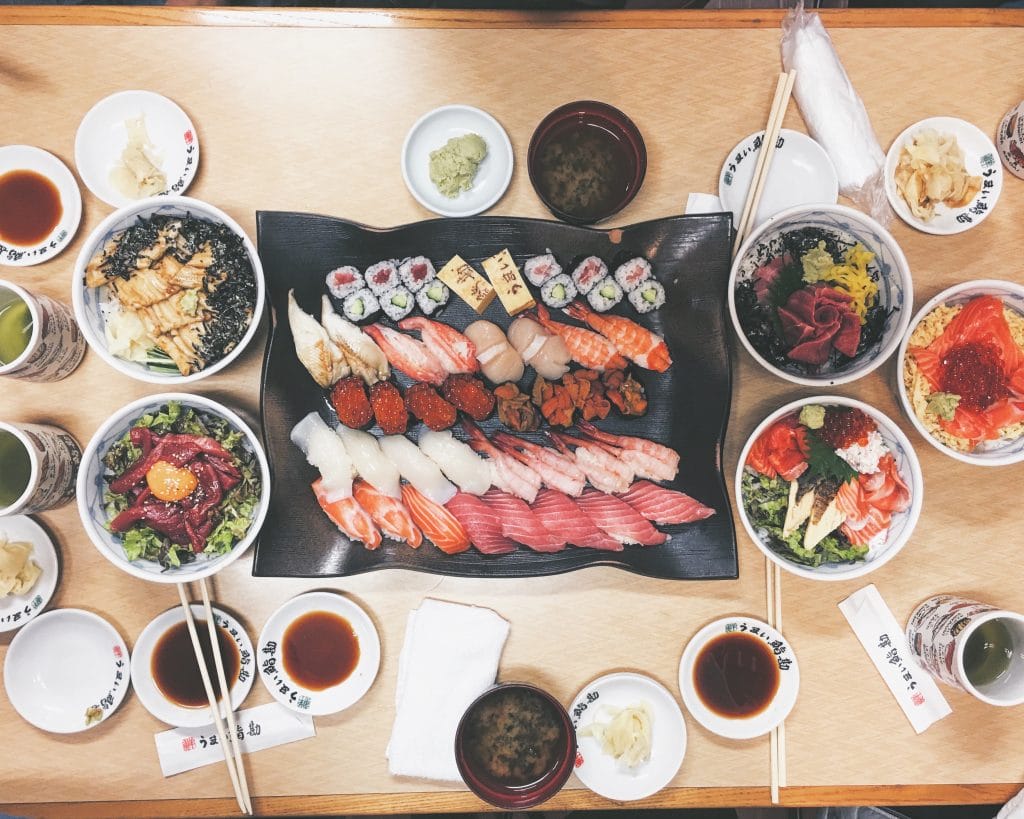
[587,276,623,312]
[364,260,400,295]
[416,280,450,316]
[398,256,436,293]
[343,288,380,322]
[613,257,652,292]
[571,256,609,295]
[628,279,665,314]
[381,285,415,321]
[326,265,363,299]
[524,252,562,287]
[540,273,576,309]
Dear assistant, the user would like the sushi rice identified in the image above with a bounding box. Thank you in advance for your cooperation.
[381,285,415,321]
[586,276,623,312]
[416,280,450,316]
[398,256,436,293]
[628,279,665,314]
[540,273,577,309]
[524,252,562,287]
[326,265,364,299]
[571,256,609,295]
[613,257,652,292]
[364,260,400,295]
[343,287,380,322]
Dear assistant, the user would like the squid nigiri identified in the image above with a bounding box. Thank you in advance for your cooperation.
[290,412,354,501]
[378,434,457,505]
[335,426,401,498]
[417,429,491,495]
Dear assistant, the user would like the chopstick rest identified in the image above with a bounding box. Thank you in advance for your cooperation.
[155,702,315,777]
[839,584,951,734]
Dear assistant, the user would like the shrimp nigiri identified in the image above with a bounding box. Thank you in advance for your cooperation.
[532,303,627,371]
[312,478,382,549]
[364,324,448,385]
[398,316,479,375]
[378,434,456,505]
[564,300,671,372]
[401,484,470,554]
[353,479,422,547]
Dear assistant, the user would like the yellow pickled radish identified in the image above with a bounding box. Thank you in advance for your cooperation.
[145,460,198,502]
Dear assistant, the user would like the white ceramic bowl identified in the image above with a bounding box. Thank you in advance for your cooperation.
[0,516,59,633]
[735,395,923,581]
[71,195,264,384]
[76,393,271,583]
[729,203,912,387]
[897,279,1024,466]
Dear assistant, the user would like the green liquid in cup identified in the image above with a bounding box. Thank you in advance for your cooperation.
[963,618,1014,687]
[0,429,32,508]
[0,298,32,365]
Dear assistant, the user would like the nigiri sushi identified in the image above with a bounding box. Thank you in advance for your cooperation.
[290,412,354,500]
[321,296,390,385]
[378,434,457,505]
[417,429,491,495]
[399,316,479,375]
[507,316,570,380]
[401,484,470,555]
[335,426,401,498]
[288,290,349,388]
[353,479,422,547]
[463,320,524,384]
[312,478,382,549]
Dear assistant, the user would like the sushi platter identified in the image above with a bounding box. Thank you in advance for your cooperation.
[254,211,737,579]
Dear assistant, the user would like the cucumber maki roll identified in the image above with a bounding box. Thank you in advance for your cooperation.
[342,287,380,322]
[364,260,400,295]
[613,257,652,292]
[326,265,364,299]
[398,256,436,293]
[628,279,665,314]
[587,276,623,312]
[416,280,450,316]
[540,273,576,309]
[381,285,415,321]
[524,252,562,287]
[571,256,608,295]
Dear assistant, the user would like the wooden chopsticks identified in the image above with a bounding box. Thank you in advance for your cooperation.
[176,581,253,815]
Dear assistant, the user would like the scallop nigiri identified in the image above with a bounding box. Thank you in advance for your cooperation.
[417,429,491,495]
[378,434,457,505]
[335,426,401,498]
[507,316,570,380]
[290,412,354,500]
[463,320,524,384]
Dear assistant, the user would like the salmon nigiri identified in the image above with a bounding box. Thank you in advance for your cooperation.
[401,484,470,555]
[313,478,382,550]
[353,479,423,547]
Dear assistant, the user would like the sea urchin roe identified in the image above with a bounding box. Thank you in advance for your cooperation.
[940,341,1009,412]
[818,406,874,449]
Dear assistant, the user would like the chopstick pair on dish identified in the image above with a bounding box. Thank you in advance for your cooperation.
[175,578,253,815]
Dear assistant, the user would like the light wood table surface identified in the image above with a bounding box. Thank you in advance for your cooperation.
[1,7,1023,817]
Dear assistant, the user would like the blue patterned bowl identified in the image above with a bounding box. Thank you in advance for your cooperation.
[76,393,271,583]
[71,195,264,384]
[729,204,912,387]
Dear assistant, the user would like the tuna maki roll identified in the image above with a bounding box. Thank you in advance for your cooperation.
[364,260,400,295]
[613,257,652,292]
[398,256,436,293]
[572,256,609,295]
[343,287,380,322]
[628,279,665,314]
[540,273,577,309]
[587,276,623,312]
[524,252,562,287]
[416,280,450,316]
[381,285,415,321]
[326,265,363,299]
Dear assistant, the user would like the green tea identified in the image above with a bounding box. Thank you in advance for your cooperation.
[0,429,32,508]
[963,618,1014,687]
[0,297,32,365]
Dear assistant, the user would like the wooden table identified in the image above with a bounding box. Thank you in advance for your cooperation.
[1,7,1022,817]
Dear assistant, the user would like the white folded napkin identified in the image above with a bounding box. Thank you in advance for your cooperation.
[386,598,510,781]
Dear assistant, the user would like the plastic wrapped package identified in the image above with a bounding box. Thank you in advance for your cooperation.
[781,2,891,224]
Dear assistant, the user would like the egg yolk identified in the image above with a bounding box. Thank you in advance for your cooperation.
[146,460,198,502]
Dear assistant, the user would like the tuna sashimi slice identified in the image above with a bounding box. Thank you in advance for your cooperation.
[574,488,667,546]
[481,489,565,553]
[445,492,517,555]
[616,480,716,524]
[532,489,622,552]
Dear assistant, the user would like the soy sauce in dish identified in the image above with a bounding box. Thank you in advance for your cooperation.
[0,170,62,246]
[152,620,240,708]
[282,610,359,691]
[693,631,780,718]
[535,123,632,221]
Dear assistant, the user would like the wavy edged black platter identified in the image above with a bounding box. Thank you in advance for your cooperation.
[254,211,736,579]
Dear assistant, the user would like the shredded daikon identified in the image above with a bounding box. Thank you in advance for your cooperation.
[579,701,653,768]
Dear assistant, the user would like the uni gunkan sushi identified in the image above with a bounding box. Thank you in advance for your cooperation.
[343,287,380,322]
[416,280,450,316]
[326,265,364,299]
[524,252,562,287]
[381,285,415,321]
[628,279,665,314]
[540,273,576,309]
[586,276,623,312]
[399,256,436,293]
[613,257,652,292]
[571,256,609,295]
[364,260,400,295]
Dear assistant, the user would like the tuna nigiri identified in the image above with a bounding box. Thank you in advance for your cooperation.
[574,488,668,546]
[401,484,470,555]
[290,412,354,501]
[532,488,622,551]
[353,479,422,547]
[336,426,401,498]
[445,492,517,554]
[417,429,491,495]
[617,480,716,524]
[379,435,456,505]
[481,489,566,552]
[312,478,382,549]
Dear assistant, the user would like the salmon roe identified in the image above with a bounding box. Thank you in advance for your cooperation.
[818,407,874,449]
[940,341,1008,412]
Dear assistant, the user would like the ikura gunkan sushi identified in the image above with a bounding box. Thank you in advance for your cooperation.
[572,256,609,295]
[613,257,652,292]
[398,256,436,293]
[364,260,400,295]
[326,265,364,299]
[540,273,576,309]
[381,285,415,322]
[416,280,450,316]
[586,276,623,312]
[628,279,665,314]
[524,252,563,287]
[343,287,380,322]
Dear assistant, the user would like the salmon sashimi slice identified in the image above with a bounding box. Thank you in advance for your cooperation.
[574,488,668,546]
[564,300,671,372]
[922,296,1024,373]
[353,479,423,547]
[481,489,566,552]
[616,480,716,524]
[532,489,622,551]
[942,398,1024,442]
[444,492,517,554]
[401,484,470,555]
[745,417,808,481]
[312,478,382,550]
